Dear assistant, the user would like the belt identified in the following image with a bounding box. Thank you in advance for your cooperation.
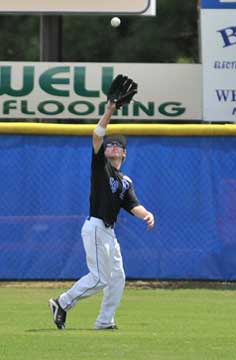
[87,216,114,229]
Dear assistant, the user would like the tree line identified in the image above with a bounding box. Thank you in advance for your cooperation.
[0,0,199,63]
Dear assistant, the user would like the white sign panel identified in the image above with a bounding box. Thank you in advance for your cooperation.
[201,0,236,121]
[0,0,155,15]
[0,62,201,121]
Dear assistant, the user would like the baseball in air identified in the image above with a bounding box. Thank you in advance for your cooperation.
[111,17,121,28]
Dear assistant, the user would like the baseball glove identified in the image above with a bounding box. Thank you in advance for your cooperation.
[107,74,138,109]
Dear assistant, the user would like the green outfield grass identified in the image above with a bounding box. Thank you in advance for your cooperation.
[0,285,236,360]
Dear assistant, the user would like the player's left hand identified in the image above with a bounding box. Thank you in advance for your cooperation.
[144,212,155,231]
[107,74,138,109]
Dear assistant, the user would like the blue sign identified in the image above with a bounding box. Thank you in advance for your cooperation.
[202,0,236,8]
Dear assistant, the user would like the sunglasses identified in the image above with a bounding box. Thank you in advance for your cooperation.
[105,141,124,149]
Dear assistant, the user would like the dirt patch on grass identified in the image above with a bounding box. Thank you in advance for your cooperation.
[0,280,236,290]
[127,280,236,290]
[0,281,74,289]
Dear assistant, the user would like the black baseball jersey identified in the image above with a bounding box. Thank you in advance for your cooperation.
[89,145,140,226]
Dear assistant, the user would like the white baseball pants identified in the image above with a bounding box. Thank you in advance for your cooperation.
[59,217,126,328]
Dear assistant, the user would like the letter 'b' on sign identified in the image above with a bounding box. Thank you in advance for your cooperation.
[218,27,236,47]
[0,0,155,15]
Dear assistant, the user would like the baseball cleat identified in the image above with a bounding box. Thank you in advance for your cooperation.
[49,298,67,330]
[94,324,118,330]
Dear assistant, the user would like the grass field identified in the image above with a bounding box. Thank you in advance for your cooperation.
[0,284,236,360]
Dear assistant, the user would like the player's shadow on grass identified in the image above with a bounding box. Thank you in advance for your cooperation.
[25,328,96,332]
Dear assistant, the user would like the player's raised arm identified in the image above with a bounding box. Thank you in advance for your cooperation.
[93,101,116,154]
[93,74,138,154]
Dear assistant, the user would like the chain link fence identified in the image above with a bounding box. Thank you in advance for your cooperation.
[0,134,236,280]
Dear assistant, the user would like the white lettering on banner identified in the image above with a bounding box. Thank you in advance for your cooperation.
[0,62,202,120]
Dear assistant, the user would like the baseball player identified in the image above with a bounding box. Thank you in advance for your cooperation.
[49,75,155,330]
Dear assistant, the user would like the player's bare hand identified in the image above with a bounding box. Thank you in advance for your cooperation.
[144,212,155,231]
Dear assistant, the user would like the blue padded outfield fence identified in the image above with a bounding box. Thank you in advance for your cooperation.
[1,123,236,280]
